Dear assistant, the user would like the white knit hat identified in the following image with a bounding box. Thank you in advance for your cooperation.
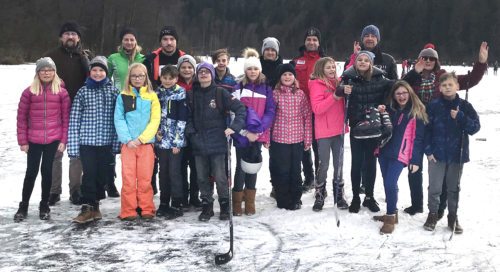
[242,48,262,71]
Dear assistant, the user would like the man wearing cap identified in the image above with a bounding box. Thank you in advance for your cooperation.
[260,37,283,89]
[291,27,325,192]
[144,26,186,88]
[44,21,93,206]
[351,24,398,80]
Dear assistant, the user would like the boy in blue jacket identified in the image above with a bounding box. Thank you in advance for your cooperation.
[423,72,481,233]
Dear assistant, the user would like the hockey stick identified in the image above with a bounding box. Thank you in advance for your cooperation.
[215,137,234,264]
[449,70,470,241]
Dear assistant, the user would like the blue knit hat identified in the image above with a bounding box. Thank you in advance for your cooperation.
[360,25,381,41]
[196,62,215,80]
[356,51,375,64]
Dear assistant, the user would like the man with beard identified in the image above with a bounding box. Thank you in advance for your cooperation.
[44,21,93,206]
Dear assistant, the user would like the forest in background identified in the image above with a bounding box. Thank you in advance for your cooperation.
[1,0,499,64]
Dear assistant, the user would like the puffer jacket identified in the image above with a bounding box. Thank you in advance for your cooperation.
[336,66,394,127]
[17,84,71,145]
[108,47,145,91]
[291,46,325,98]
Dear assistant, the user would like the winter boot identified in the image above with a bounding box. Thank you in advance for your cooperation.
[232,191,244,216]
[349,195,361,213]
[373,211,399,224]
[156,203,170,217]
[333,181,349,210]
[105,183,120,198]
[39,201,51,220]
[403,206,423,215]
[219,199,230,220]
[302,177,314,192]
[73,204,95,224]
[244,189,256,215]
[437,209,445,221]
[312,188,325,212]
[447,213,463,234]
[198,200,214,222]
[189,194,202,209]
[380,214,396,234]
[48,194,60,206]
[70,191,82,205]
[93,202,102,220]
[423,212,438,231]
[14,202,29,222]
[362,196,380,212]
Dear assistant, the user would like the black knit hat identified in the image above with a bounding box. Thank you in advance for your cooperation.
[304,27,321,43]
[159,26,178,42]
[59,21,81,37]
[119,27,137,41]
[277,63,296,78]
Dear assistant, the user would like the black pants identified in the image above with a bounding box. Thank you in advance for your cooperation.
[181,144,199,203]
[158,148,184,205]
[270,141,303,209]
[80,145,113,204]
[350,134,378,198]
[233,143,262,191]
[21,141,59,203]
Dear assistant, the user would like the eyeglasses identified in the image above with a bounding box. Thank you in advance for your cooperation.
[39,69,55,74]
[198,70,211,75]
[130,74,146,80]
[422,57,436,62]
[395,92,409,97]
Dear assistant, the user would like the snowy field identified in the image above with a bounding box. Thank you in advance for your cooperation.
[0,62,499,272]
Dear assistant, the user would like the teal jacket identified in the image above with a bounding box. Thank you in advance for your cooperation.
[114,86,160,144]
[108,48,145,91]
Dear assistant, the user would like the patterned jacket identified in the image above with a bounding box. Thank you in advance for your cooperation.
[155,84,188,149]
[67,78,120,157]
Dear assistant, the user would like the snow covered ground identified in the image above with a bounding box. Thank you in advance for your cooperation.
[0,63,499,272]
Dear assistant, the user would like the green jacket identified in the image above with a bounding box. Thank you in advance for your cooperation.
[108,48,145,91]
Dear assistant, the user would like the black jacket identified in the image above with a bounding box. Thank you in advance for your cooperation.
[361,45,398,80]
[260,55,283,89]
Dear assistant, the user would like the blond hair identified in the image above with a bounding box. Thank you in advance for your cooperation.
[117,44,143,63]
[310,57,338,91]
[30,73,63,95]
[123,63,154,93]
[388,80,428,124]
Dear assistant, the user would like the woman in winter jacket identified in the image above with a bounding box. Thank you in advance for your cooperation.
[401,42,488,216]
[373,81,427,234]
[309,57,349,212]
[114,63,161,221]
[232,48,276,216]
[14,57,70,222]
[336,51,394,214]
[270,63,312,210]
[70,56,120,224]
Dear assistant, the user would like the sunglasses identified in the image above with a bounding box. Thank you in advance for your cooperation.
[422,57,437,62]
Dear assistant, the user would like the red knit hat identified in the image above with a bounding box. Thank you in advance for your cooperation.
[424,43,435,49]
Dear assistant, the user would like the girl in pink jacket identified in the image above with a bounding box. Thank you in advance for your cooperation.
[14,57,70,222]
[308,57,348,211]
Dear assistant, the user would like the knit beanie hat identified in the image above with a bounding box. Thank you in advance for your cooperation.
[356,50,375,64]
[304,27,321,43]
[262,37,280,55]
[89,56,109,75]
[59,21,81,37]
[277,63,296,78]
[242,48,262,71]
[418,48,439,60]
[360,25,381,41]
[159,26,178,42]
[196,62,215,80]
[177,54,196,69]
[36,57,57,73]
[119,27,137,40]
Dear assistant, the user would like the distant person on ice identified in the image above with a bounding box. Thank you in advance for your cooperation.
[14,57,70,222]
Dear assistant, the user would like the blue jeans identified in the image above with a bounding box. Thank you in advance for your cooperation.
[378,157,405,215]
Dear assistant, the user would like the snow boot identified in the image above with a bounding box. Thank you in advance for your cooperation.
[302,177,314,192]
[39,201,51,220]
[232,191,244,216]
[70,191,82,205]
[73,204,95,224]
[189,195,202,209]
[362,196,380,212]
[244,189,256,215]
[403,206,423,215]
[219,199,230,220]
[380,214,396,234]
[447,213,463,234]
[437,209,445,221]
[155,203,170,217]
[312,189,325,212]
[349,196,361,213]
[333,181,349,210]
[373,212,399,224]
[423,212,438,231]
[48,194,60,206]
[14,202,29,222]
[93,202,102,221]
[198,200,214,222]
[105,183,120,198]
[165,199,183,220]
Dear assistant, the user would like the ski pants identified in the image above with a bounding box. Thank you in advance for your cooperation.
[270,141,303,209]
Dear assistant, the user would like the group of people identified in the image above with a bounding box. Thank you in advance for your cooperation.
[14,21,487,235]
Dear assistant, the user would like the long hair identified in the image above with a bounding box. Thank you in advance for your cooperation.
[388,80,428,124]
[30,73,63,95]
[123,63,154,93]
[310,57,338,91]
[355,55,373,81]
[240,47,266,86]
[117,44,143,62]
[274,77,300,93]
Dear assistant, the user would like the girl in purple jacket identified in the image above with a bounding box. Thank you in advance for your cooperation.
[374,81,427,234]
[15,57,70,222]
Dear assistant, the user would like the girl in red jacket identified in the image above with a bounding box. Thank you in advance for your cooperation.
[309,57,348,211]
[15,57,70,222]
[270,63,312,210]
